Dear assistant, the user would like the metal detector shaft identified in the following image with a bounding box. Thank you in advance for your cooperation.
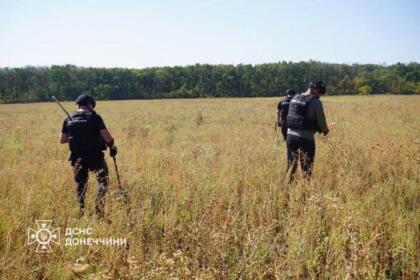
[52,96,72,120]
[112,155,131,226]
[112,156,122,191]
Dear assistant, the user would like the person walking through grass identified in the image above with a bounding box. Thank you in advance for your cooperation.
[59,94,118,219]
[286,81,329,182]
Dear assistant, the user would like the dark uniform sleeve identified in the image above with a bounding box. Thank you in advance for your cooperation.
[277,100,282,111]
[95,114,107,130]
[315,101,329,134]
[61,119,68,134]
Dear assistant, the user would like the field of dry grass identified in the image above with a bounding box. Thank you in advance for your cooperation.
[0,95,419,279]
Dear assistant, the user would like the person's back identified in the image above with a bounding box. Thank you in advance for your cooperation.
[65,109,106,158]
[287,91,329,140]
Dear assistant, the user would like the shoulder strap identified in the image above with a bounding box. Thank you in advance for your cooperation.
[294,94,305,101]
[71,110,94,117]
[305,95,316,103]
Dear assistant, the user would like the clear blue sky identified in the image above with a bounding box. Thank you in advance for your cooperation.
[1,0,419,68]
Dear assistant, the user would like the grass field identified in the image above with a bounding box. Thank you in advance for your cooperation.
[0,95,419,279]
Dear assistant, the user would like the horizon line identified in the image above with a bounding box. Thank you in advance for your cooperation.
[1,60,419,70]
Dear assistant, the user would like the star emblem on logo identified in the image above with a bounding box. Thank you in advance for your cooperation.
[27,220,60,253]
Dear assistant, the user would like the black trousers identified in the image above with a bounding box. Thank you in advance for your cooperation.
[286,134,315,180]
[71,154,109,218]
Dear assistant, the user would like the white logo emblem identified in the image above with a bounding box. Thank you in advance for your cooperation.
[27,220,60,253]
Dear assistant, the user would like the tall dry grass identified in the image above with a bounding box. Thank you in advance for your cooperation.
[0,95,418,279]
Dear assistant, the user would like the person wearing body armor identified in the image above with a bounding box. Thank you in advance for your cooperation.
[277,89,296,141]
[286,81,329,182]
[59,94,118,219]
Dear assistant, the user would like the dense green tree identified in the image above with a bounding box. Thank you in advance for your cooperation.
[0,61,418,103]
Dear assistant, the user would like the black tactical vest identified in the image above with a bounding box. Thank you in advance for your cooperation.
[286,95,318,130]
[66,111,105,155]
[279,96,293,126]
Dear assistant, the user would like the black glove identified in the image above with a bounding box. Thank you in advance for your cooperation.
[107,138,115,148]
[109,146,118,157]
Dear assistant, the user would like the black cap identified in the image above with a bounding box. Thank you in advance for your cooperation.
[310,81,326,94]
[285,89,296,96]
[75,94,96,108]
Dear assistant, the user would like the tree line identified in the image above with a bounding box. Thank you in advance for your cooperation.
[0,61,418,103]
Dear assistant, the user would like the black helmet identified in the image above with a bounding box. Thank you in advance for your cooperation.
[310,81,326,94]
[75,94,96,108]
[285,89,296,96]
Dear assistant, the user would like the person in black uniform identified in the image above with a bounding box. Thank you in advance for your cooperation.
[277,89,296,141]
[59,94,117,219]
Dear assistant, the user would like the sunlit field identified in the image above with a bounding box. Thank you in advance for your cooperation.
[0,95,418,279]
